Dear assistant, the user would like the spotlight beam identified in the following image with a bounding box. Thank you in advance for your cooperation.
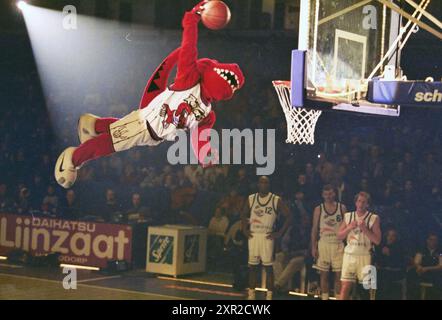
[16,1,28,11]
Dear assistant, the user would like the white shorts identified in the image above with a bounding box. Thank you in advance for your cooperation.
[109,110,162,152]
[248,233,274,267]
[314,240,344,272]
[341,253,372,283]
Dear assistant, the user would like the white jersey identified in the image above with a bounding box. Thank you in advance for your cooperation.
[318,202,344,244]
[141,83,212,142]
[344,211,378,255]
[248,193,280,234]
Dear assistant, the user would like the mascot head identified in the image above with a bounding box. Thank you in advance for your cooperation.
[197,58,245,102]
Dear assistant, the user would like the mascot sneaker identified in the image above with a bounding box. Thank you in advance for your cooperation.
[78,113,99,144]
[55,147,78,189]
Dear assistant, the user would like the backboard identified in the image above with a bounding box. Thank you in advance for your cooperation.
[276,0,442,145]
[294,0,402,116]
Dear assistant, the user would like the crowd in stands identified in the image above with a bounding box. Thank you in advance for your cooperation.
[1,29,441,299]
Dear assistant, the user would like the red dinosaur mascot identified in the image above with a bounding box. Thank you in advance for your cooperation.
[55,1,245,189]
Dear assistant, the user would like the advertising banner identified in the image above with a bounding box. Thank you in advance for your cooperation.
[0,213,132,268]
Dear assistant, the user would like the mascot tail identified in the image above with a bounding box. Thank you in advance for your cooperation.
[139,48,181,109]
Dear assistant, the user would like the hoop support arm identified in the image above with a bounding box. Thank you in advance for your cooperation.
[376,0,442,39]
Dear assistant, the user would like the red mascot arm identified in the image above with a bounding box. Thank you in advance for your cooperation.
[172,7,204,91]
[140,2,206,107]
[190,111,217,168]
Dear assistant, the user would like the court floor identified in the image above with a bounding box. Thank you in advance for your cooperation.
[0,263,300,300]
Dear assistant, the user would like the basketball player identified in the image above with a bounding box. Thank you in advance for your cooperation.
[311,184,347,300]
[337,191,381,300]
[241,176,292,300]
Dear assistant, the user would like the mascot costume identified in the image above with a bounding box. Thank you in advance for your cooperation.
[55,1,245,189]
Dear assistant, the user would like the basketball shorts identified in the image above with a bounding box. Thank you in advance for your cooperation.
[341,253,372,283]
[314,240,344,272]
[109,110,162,152]
[248,233,274,267]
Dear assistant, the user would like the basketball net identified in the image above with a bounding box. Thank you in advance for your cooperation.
[272,81,322,145]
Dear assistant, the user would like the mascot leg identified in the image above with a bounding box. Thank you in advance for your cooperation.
[54,133,114,189]
[72,133,114,167]
[95,117,119,133]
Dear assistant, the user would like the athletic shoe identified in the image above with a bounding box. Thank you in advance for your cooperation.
[54,147,78,189]
[78,113,99,144]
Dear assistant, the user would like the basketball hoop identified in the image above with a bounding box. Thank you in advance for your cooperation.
[272,81,322,145]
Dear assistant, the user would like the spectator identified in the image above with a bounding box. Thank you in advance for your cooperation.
[126,193,152,223]
[30,174,45,203]
[208,207,229,236]
[224,220,248,290]
[40,202,55,217]
[120,163,139,186]
[305,162,320,189]
[60,190,81,220]
[139,167,157,189]
[16,187,34,214]
[273,221,308,294]
[316,152,334,184]
[378,179,397,207]
[375,228,408,300]
[419,153,440,188]
[290,189,311,221]
[391,162,408,187]
[220,189,244,222]
[370,162,385,188]
[294,173,315,206]
[398,180,419,213]
[102,189,123,222]
[207,207,230,271]
[176,169,192,188]
[184,165,203,187]
[346,148,363,185]
[164,174,177,191]
[366,145,382,175]
[95,159,118,182]
[359,178,371,194]
[0,183,14,212]
[403,152,417,178]
[42,185,59,209]
[231,168,250,196]
[333,165,354,207]
[408,233,442,299]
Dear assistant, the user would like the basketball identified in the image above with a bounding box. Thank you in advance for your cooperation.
[201,1,231,30]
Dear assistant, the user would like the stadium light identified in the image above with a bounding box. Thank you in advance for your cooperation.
[16,1,28,11]
[60,263,100,271]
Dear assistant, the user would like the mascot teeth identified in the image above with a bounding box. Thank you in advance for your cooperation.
[214,67,240,90]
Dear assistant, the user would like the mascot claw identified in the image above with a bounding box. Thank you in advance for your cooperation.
[192,0,208,15]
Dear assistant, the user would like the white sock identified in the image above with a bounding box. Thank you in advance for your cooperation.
[248,288,256,300]
[321,293,329,300]
[266,291,273,300]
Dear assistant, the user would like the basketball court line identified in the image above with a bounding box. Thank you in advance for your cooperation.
[0,263,23,269]
[164,284,245,298]
[0,273,189,300]
[157,276,233,288]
